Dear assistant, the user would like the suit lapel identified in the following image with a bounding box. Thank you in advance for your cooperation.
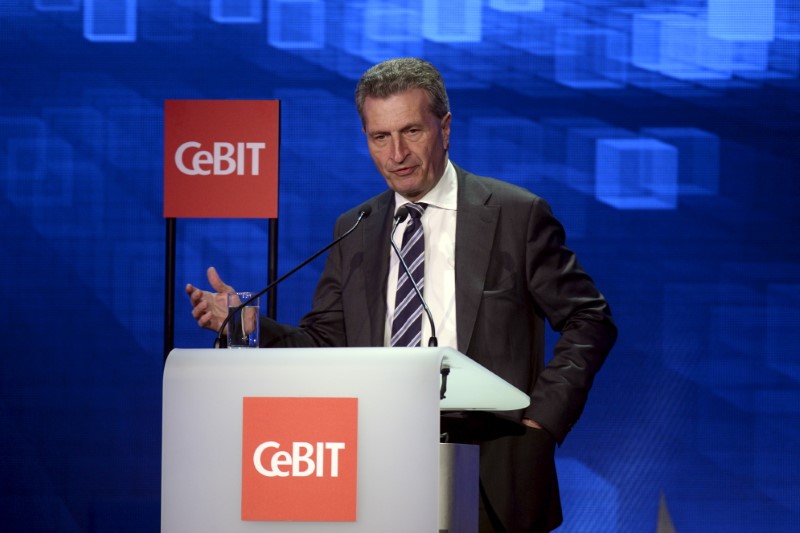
[454,166,499,353]
[360,168,497,351]
[363,191,395,346]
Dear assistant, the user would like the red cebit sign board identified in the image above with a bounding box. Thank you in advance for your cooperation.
[163,100,279,218]
[241,397,359,522]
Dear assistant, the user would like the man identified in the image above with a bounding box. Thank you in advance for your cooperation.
[186,58,617,532]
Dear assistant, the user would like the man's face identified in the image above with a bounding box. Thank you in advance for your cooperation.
[362,88,451,202]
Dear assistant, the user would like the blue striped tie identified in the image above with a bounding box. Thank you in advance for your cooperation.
[391,202,427,347]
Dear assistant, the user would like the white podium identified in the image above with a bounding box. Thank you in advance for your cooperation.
[162,347,529,532]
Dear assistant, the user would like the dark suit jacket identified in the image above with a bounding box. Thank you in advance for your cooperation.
[260,164,617,531]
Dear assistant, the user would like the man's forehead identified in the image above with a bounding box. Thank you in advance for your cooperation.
[362,89,434,129]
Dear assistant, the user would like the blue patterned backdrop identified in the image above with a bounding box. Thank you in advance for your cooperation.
[1,0,799,531]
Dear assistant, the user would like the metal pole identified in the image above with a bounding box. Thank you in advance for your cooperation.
[267,218,278,319]
[164,217,177,363]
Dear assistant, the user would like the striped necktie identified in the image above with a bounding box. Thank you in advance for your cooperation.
[390,202,427,347]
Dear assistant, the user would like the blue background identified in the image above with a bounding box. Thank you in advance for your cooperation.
[1,0,799,531]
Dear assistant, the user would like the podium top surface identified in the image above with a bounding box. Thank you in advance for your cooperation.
[166,347,530,412]
[438,348,530,411]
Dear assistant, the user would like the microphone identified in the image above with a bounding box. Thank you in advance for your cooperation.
[390,205,438,347]
[215,205,373,348]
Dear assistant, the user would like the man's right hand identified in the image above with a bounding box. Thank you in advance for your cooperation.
[185,266,235,333]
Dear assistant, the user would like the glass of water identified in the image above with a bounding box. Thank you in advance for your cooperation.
[227,292,260,348]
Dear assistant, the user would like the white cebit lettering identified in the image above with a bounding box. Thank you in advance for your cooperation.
[174,141,266,176]
[253,441,346,478]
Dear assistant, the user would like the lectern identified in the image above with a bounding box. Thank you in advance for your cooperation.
[162,347,529,532]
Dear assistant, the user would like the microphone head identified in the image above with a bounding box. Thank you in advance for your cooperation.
[358,204,372,219]
[394,205,409,223]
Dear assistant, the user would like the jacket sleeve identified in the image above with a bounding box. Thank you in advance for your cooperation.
[524,196,618,443]
[258,217,350,348]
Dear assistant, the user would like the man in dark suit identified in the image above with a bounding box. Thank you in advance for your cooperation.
[187,57,617,532]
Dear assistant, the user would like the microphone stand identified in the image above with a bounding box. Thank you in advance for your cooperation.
[215,207,371,348]
[390,208,438,348]
[391,208,446,398]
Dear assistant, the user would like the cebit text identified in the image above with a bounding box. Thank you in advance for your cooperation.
[175,141,266,176]
[253,441,346,478]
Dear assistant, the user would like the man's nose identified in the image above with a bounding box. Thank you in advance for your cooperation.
[390,135,409,162]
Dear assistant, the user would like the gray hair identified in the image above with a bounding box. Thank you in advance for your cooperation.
[355,58,450,125]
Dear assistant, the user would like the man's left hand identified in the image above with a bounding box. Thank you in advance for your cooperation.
[522,418,543,430]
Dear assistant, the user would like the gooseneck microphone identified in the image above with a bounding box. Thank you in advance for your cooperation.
[391,205,438,348]
[215,205,372,348]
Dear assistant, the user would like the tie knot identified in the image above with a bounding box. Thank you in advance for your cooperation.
[406,202,426,220]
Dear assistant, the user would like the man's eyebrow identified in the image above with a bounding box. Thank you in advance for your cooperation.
[367,121,423,135]
[401,122,423,131]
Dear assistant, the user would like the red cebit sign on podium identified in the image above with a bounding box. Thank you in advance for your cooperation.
[241,397,359,522]
[164,100,279,219]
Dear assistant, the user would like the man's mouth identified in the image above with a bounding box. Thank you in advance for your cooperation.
[392,166,417,177]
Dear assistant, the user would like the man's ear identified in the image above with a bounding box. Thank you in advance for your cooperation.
[441,112,452,150]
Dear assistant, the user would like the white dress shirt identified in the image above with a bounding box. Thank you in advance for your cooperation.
[384,160,458,349]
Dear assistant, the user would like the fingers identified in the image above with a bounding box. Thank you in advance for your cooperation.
[207,266,234,294]
[186,267,231,332]
[197,310,215,329]
[185,281,205,303]
[186,284,206,308]
[191,299,221,332]
[190,297,207,320]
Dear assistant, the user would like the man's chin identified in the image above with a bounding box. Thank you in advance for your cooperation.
[395,187,425,202]
[386,178,422,201]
